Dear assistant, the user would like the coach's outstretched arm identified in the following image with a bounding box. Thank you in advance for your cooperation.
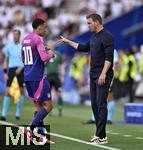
[58,36,90,52]
[59,36,79,49]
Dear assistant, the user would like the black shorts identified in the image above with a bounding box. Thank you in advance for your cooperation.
[6,67,24,87]
[47,73,61,91]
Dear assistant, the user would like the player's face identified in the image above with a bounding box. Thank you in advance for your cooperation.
[38,23,48,37]
[13,31,20,43]
[87,18,97,32]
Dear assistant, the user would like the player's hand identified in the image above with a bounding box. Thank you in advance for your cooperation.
[60,75,65,84]
[47,41,56,53]
[57,36,69,44]
[98,73,106,85]
[4,73,8,81]
[16,68,22,75]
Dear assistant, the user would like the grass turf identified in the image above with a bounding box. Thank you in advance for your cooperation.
[0,96,143,150]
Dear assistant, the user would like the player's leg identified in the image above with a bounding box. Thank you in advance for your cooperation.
[30,101,54,144]
[33,102,46,134]
[29,78,53,130]
[15,87,24,120]
[1,68,15,120]
[1,87,11,120]
[30,100,52,130]
[47,74,63,117]
[57,88,63,116]
[34,102,43,118]
[54,75,63,117]
[15,70,24,120]
[25,78,54,144]
[107,91,116,124]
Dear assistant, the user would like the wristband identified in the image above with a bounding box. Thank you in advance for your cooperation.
[3,68,7,73]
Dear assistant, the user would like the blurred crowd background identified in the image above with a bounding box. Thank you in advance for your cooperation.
[0,0,143,105]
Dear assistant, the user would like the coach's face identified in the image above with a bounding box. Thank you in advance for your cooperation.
[87,18,98,32]
[38,23,48,37]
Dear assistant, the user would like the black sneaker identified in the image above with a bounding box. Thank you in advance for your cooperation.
[35,126,47,136]
[83,119,96,124]
[16,116,20,120]
[0,116,6,121]
[107,120,112,124]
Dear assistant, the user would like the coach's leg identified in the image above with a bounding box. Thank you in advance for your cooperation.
[90,78,98,128]
[95,76,111,139]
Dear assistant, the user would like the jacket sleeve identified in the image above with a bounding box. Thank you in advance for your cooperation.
[36,37,54,62]
[77,41,90,52]
[102,33,114,63]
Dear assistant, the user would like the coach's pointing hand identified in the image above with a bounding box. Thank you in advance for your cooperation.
[58,36,70,44]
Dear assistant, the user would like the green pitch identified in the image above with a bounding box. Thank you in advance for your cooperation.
[0,96,143,150]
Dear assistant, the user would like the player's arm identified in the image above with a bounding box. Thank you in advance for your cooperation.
[21,46,25,63]
[2,45,9,74]
[3,54,8,73]
[37,38,55,62]
[59,36,90,52]
[3,52,9,80]
[15,67,23,75]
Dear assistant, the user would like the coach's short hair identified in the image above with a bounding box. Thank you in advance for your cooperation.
[86,13,102,24]
[32,18,45,29]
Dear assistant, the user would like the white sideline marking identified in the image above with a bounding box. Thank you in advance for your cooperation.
[0,120,121,150]
[50,132,121,150]
[136,137,143,140]
[109,132,120,135]
[123,135,133,137]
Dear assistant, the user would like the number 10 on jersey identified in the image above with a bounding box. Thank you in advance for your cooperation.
[23,46,33,65]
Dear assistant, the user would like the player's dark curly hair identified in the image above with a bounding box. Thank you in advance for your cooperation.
[32,18,45,29]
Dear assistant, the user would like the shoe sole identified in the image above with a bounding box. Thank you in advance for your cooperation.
[90,140,108,145]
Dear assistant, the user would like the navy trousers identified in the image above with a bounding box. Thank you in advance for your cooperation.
[90,74,113,138]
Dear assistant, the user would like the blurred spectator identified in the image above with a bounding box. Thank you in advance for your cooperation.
[45,47,65,117]
[0,0,143,106]
[111,0,124,18]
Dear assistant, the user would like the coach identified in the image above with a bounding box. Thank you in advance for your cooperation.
[59,13,114,144]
